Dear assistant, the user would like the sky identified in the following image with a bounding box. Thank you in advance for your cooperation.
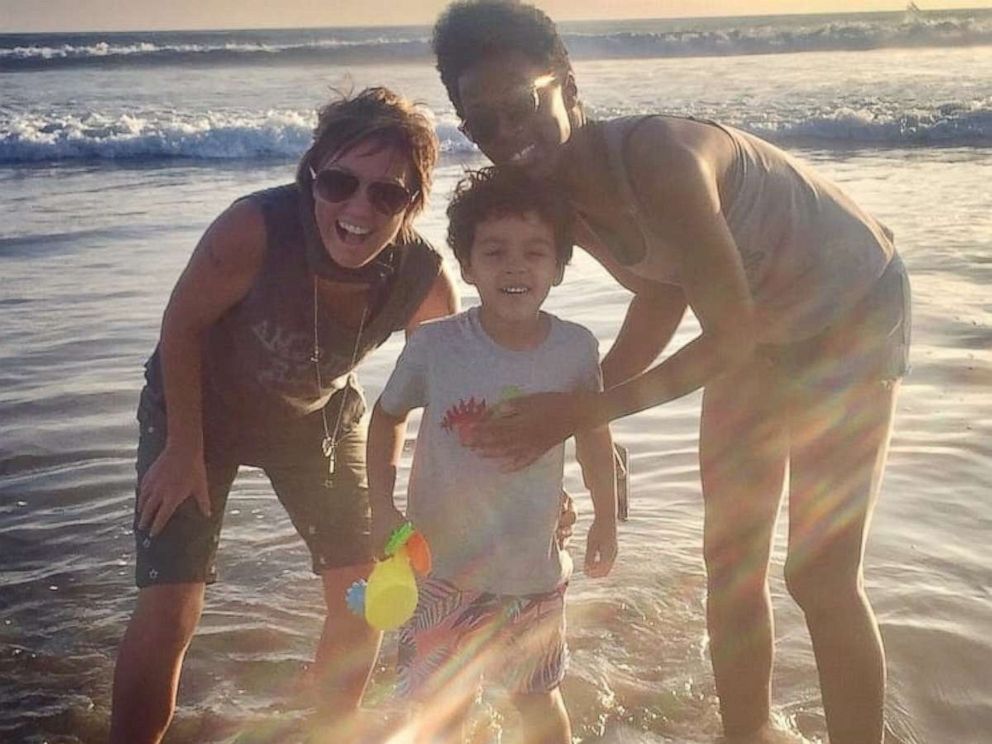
[1,0,990,33]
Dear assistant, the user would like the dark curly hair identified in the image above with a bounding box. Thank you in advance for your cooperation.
[432,1,573,116]
[446,166,574,269]
[297,86,438,243]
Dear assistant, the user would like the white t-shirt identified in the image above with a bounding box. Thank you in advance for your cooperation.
[379,307,602,595]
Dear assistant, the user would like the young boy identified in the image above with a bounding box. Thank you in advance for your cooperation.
[367,166,618,744]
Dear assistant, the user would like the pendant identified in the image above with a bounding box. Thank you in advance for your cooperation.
[322,435,336,486]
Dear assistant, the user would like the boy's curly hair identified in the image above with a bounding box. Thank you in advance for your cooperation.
[446,166,574,268]
[297,86,437,243]
[432,1,573,116]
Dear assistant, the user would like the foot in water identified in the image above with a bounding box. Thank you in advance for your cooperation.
[719,722,809,744]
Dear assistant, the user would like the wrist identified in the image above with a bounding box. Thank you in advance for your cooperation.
[163,435,203,458]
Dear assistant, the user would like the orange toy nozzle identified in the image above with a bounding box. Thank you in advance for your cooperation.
[405,531,432,574]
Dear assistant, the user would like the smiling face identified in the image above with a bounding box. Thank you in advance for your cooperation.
[311,138,414,269]
[461,211,563,340]
[456,50,577,178]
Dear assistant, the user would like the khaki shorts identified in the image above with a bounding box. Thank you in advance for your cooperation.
[132,382,372,588]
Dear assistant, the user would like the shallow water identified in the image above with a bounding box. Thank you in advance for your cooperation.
[2,13,991,744]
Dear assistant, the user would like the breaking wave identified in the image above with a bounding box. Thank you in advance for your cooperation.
[2,9,990,71]
[3,98,990,165]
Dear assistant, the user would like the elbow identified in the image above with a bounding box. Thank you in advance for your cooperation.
[711,319,757,371]
[371,399,406,428]
[160,304,209,347]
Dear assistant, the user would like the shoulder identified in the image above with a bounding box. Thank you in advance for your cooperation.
[200,195,268,272]
[626,117,724,181]
[405,262,459,331]
[231,183,304,244]
[547,314,599,355]
[614,116,730,219]
[624,116,726,158]
[397,230,444,270]
[550,313,595,340]
[386,230,451,333]
[212,183,303,250]
[236,183,300,213]
[408,307,471,344]
[396,232,445,296]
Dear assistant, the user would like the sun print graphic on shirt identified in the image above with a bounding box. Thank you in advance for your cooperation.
[439,387,525,447]
[440,397,488,446]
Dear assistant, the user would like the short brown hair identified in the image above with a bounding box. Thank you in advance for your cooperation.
[446,166,574,268]
[297,87,438,243]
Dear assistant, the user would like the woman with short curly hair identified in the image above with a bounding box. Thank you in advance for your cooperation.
[433,3,910,743]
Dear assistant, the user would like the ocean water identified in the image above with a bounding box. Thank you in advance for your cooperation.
[1,7,991,743]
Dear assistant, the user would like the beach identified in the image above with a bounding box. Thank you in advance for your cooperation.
[1,8,991,743]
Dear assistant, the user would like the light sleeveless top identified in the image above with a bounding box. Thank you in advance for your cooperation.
[592,116,895,343]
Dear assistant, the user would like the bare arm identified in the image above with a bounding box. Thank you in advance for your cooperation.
[593,118,755,423]
[468,119,755,467]
[138,200,265,535]
[574,424,618,578]
[581,238,688,389]
[601,283,687,389]
[404,263,459,336]
[367,401,411,556]
[362,271,457,553]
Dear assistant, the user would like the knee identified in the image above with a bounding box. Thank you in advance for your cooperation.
[128,584,204,651]
[703,533,770,604]
[784,556,863,616]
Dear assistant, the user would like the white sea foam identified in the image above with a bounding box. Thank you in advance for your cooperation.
[3,101,989,164]
[1,10,989,70]
[2,18,991,744]
[0,110,316,162]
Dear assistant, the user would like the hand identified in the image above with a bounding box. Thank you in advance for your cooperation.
[469,391,598,471]
[137,446,211,537]
[555,490,577,550]
[583,517,617,578]
[370,504,407,560]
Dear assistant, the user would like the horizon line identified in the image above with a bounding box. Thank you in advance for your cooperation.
[3,4,990,36]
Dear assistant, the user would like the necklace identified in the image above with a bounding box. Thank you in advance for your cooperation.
[312,275,369,487]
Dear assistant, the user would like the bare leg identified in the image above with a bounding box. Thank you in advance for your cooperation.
[512,689,571,744]
[310,563,381,723]
[109,582,205,744]
[419,696,474,744]
[785,380,898,744]
[700,357,790,738]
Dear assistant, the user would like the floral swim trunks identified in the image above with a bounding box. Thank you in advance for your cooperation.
[396,577,569,699]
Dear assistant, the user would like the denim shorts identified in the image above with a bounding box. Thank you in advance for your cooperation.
[132,382,372,588]
[760,254,911,390]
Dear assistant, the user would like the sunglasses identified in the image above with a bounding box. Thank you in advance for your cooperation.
[308,166,416,216]
[458,74,557,145]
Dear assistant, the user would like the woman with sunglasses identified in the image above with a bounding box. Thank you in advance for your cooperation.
[110,87,458,744]
[433,3,911,744]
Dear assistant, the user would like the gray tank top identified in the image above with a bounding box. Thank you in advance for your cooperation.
[200,183,441,428]
[591,116,895,343]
